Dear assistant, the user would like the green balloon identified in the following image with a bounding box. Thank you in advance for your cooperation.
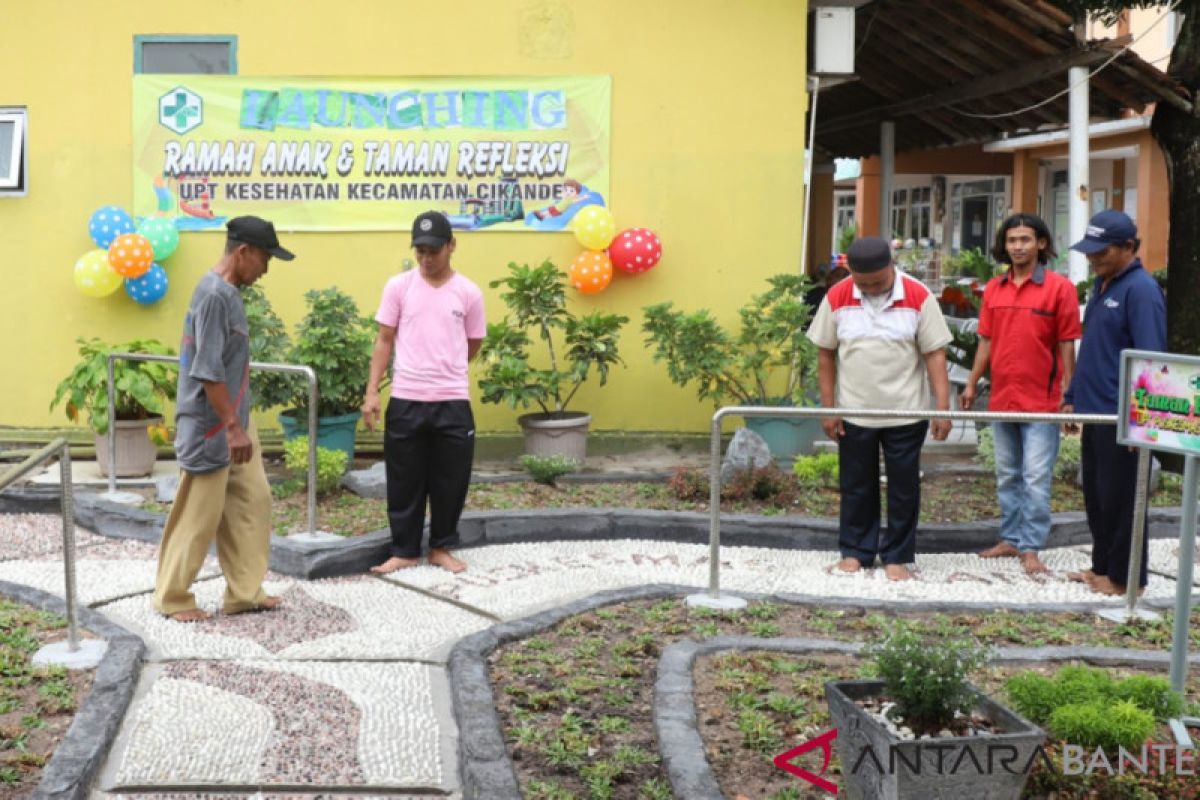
[136,217,180,261]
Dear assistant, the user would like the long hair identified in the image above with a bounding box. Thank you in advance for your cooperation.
[991,213,1056,266]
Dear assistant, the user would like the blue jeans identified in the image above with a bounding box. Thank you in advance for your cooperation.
[992,422,1060,552]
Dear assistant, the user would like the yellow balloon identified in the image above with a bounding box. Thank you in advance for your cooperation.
[572,205,616,250]
[73,249,123,297]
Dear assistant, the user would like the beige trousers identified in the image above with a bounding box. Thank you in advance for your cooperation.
[152,423,271,615]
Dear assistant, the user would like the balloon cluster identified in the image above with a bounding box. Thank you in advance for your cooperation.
[568,207,662,295]
[74,205,179,305]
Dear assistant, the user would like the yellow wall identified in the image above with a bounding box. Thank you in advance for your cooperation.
[0,0,809,434]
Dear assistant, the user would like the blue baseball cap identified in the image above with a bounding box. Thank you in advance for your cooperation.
[1070,209,1138,254]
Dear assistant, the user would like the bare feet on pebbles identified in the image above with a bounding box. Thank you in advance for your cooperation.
[429,548,467,574]
[884,564,914,581]
[979,541,1020,558]
[835,557,863,574]
[369,556,420,574]
[167,609,211,623]
[1020,552,1050,575]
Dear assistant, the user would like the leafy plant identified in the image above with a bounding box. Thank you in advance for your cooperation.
[946,247,996,281]
[242,284,302,412]
[792,452,838,487]
[836,222,857,256]
[1048,699,1155,752]
[519,454,580,486]
[49,337,177,434]
[287,288,375,418]
[283,436,348,494]
[641,273,817,407]
[1005,666,1182,728]
[864,620,988,736]
[479,261,629,418]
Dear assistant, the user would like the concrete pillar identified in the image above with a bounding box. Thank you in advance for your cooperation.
[808,167,835,275]
[1011,150,1040,215]
[1068,66,1090,284]
[1136,131,1170,270]
[880,121,895,239]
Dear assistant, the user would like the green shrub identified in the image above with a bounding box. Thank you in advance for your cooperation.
[1048,699,1155,751]
[865,621,988,736]
[1111,675,1184,721]
[283,436,348,495]
[1003,672,1060,725]
[519,454,580,486]
[792,452,838,487]
[242,284,302,412]
[668,467,709,501]
[1052,665,1115,706]
[723,464,797,504]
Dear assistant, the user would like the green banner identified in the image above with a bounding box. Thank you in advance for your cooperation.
[132,75,611,232]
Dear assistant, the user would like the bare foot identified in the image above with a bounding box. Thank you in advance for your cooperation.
[370,556,420,574]
[167,608,211,622]
[429,548,467,574]
[1020,552,1050,575]
[835,557,863,574]
[884,564,914,581]
[224,595,283,615]
[1066,569,1096,585]
[979,542,1020,558]
[1090,576,1144,597]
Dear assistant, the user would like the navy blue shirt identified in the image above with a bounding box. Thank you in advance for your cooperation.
[1064,258,1166,413]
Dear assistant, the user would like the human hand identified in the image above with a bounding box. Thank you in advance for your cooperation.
[226,421,253,464]
[1060,403,1078,435]
[959,384,976,410]
[931,418,952,441]
[821,416,844,441]
[362,393,381,432]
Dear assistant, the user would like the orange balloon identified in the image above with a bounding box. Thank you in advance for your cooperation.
[107,233,154,278]
[569,250,613,295]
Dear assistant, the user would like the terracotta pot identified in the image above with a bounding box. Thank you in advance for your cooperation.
[517,412,591,462]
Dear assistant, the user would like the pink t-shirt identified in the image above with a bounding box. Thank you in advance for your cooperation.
[375,270,486,401]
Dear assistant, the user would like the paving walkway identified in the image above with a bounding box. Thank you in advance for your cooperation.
[1,506,1195,798]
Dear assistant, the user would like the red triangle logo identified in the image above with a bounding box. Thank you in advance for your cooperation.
[773,727,839,794]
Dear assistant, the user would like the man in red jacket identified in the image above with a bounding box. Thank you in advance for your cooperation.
[960,213,1080,575]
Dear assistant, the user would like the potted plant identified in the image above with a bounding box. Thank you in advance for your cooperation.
[278,287,375,463]
[825,622,1044,800]
[478,260,628,461]
[641,273,820,459]
[242,284,303,414]
[49,337,177,477]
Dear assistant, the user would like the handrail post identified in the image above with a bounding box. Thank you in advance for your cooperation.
[306,367,318,536]
[59,445,79,652]
[686,408,746,610]
[106,356,116,495]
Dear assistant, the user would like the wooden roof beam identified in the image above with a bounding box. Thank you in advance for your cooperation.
[823,48,1114,134]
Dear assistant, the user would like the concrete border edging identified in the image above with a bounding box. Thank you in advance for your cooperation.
[654,636,1200,800]
[447,585,1200,800]
[0,580,144,800]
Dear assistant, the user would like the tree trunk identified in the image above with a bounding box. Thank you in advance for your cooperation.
[1150,7,1200,356]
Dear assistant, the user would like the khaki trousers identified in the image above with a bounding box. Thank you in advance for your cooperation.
[152,423,271,615]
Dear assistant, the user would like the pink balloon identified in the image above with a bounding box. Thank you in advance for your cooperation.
[609,227,662,274]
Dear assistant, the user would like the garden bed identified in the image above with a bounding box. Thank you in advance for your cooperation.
[487,598,1200,800]
[0,597,94,797]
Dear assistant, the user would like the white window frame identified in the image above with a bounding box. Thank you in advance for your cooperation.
[0,107,27,196]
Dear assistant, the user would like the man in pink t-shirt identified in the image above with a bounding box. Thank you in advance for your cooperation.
[361,210,486,574]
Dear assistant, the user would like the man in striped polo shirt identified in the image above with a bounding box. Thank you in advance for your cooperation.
[807,236,953,581]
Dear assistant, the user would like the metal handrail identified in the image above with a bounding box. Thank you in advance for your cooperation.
[106,354,320,536]
[0,438,79,651]
[703,406,1144,608]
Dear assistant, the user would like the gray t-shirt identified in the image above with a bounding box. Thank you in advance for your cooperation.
[174,271,252,473]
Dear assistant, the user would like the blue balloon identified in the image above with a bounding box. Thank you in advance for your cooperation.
[88,205,135,249]
[123,263,168,305]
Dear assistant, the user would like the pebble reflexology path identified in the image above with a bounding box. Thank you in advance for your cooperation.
[0,509,1195,798]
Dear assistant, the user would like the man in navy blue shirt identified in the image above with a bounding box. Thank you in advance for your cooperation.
[1062,210,1166,596]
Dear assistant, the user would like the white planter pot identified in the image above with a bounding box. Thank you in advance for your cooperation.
[95,417,160,478]
[517,412,591,462]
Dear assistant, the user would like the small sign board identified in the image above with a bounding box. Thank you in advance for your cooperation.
[1117,349,1200,457]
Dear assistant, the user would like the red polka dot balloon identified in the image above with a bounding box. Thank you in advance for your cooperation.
[568,250,614,295]
[107,233,154,278]
[609,227,662,275]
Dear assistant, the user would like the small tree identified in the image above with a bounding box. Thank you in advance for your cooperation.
[478,261,628,418]
[287,288,375,418]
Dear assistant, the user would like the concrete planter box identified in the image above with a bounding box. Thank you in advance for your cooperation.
[825,679,1044,800]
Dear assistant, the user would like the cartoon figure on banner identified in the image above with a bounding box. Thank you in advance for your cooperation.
[524,179,605,231]
[446,177,526,231]
[155,175,226,231]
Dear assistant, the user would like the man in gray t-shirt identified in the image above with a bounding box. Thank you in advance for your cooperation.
[152,216,295,622]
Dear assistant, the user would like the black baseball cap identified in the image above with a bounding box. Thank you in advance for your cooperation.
[846,236,892,273]
[1070,209,1138,254]
[411,210,453,248]
[226,216,295,261]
